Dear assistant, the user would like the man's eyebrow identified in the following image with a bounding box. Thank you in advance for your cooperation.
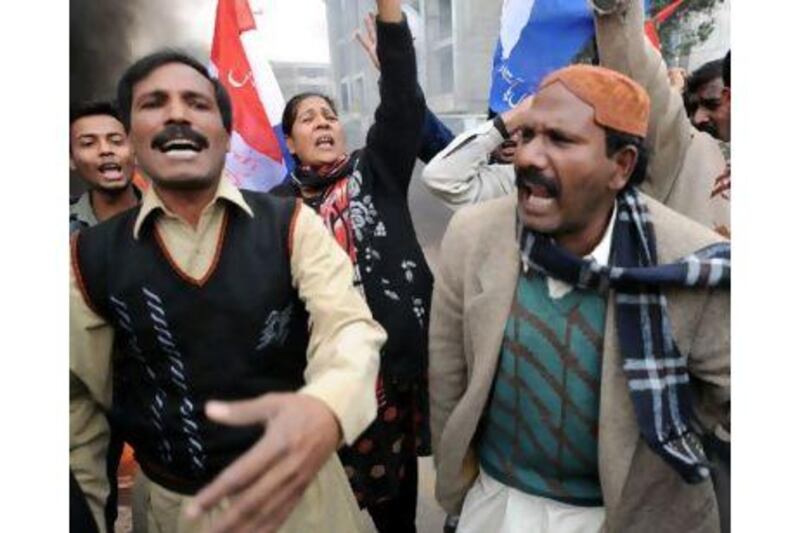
[545,125,586,141]
[134,89,167,104]
[77,133,98,139]
[182,90,212,100]
[547,126,572,137]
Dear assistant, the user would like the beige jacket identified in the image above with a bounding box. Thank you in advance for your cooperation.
[429,194,729,532]
[593,0,730,236]
[70,178,384,532]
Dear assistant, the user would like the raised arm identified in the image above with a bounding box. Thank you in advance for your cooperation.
[591,0,695,201]
[356,12,455,164]
[421,96,533,209]
[365,0,426,196]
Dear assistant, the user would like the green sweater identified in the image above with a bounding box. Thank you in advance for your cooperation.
[478,272,606,506]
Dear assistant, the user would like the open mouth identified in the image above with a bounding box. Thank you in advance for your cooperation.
[516,170,560,216]
[155,138,206,161]
[517,172,559,200]
[315,134,335,149]
[152,125,209,160]
[524,182,555,199]
[98,162,124,181]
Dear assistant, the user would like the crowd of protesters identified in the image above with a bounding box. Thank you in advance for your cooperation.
[69,0,730,532]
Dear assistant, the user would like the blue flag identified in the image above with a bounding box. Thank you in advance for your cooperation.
[489,0,650,113]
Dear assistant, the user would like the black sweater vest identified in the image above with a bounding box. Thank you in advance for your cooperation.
[73,192,310,494]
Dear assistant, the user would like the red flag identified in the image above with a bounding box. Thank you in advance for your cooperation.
[211,0,282,162]
[645,0,686,50]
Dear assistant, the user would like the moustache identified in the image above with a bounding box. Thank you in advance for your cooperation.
[151,124,209,151]
[695,121,719,139]
[515,167,560,198]
[499,139,518,150]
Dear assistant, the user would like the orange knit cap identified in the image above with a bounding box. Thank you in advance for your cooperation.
[539,64,651,138]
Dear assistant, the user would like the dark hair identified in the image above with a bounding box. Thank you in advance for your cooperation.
[686,58,724,95]
[605,128,649,187]
[116,49,233,134]
[723,50,730,88]
[70,100,123,127]
[281,92,337,136]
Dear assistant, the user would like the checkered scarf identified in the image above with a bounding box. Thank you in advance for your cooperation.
[517,188,730,483]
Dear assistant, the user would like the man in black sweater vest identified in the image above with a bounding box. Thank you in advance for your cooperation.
[70,49,386,533]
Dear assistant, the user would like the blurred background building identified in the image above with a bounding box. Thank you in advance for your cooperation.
[271,61,334,100]
[322,0,502,147]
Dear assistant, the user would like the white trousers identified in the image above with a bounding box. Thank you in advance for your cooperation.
[456,468,605,533]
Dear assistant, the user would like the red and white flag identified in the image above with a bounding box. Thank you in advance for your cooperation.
[210,0,292,191]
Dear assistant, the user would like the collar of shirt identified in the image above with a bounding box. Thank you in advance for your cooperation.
[70,191,99,227]
[547,201,616,300]
[133,172,254,239]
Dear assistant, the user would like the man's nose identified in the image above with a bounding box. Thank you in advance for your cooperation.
[165,100,191,124]
[693,107,711,126]
[98,139,115,155]
[515,135,547,169]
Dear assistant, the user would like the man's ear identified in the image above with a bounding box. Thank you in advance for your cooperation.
[721,86,731,107]
[609,145,638,191]
[69,157,77,172]
[285,135,296,155]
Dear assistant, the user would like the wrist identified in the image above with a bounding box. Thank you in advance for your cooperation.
[493,115,512,140]
[591,0,624,15]
[376,1,403,23]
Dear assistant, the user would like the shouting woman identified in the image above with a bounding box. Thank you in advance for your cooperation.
[272,1,431,531]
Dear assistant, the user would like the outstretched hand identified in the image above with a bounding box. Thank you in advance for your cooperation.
[185,392,341,533]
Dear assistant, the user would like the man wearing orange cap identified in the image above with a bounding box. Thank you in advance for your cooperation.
[429,64,729,532]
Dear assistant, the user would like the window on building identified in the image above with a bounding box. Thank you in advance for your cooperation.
[431,45,454,95]
[352,76,365,113]
[428,0,453,42]
[426,0,454,96]
[344,0,359,37]
[340,81,351,112]
[337,43,350,78]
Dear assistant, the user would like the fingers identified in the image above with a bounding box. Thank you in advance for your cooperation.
[187,431,286,519]
[186,395,290,517]
[355,31,371,53]
[355,20,380,70]
[187,394,337,530]
[204,394,283,428]
[366,13,377,42]
[711,180,731,199]
[209,449,306,533]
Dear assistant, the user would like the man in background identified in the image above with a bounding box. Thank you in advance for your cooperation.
[69,100,139,233]
[685,58,731,142]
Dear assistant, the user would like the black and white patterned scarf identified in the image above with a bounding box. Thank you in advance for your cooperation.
[517,188,730,483]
